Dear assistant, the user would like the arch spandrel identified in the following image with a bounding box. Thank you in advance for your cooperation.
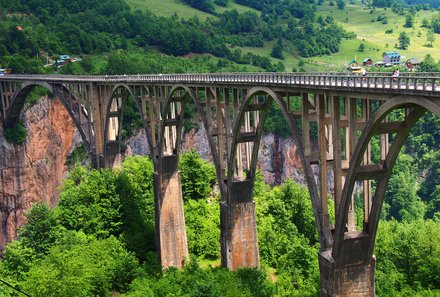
[3,82,97,163]
[4,82,53,128]
[157,85,216,169]
[103,84,160,169]
[332,95,440,265]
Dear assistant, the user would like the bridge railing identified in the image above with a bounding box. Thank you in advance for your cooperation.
[146,72,440,92]
[1,73,440,92]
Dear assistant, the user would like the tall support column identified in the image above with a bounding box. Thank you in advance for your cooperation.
[302,93,312,157]
[154,155,189,268]
[317,94,332,247]
[89,83,105,168]
[346,98,358,231]
[362,100,373,226]
[332,96,342,215]
[221,180,259,270]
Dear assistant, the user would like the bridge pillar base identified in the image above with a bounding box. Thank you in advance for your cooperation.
[221,180,259,270]
[154,156,189,268]
[319,251,375,297]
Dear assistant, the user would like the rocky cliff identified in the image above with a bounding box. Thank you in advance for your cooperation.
[1,102,306,250]
[128,127,306,185]
[0,97,78,250]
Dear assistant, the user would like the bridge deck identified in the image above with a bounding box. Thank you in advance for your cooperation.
[1,72,439,98]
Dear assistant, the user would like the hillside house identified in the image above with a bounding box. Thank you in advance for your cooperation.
[362,58,373,66]
[57,55,71,66]
[382,52,400,65]
[348,60,359,67]
[405,58,421,71]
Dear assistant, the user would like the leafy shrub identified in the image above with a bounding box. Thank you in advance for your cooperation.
[4,120,27,144]
[179,150,216,201]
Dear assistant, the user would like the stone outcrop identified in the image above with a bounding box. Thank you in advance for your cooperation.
[1,107,307,251]
[0,97,78,250]
[127,128,306,185]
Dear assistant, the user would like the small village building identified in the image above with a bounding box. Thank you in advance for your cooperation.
[382,52,400,65]
[57,55,71,65]
[362,58,373,66]
[405,58,421,71]
[348,59,359,67]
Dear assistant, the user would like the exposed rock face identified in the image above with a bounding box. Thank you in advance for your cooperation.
[126,128,305,185]
[0,97,77,250]
[0,109,306,250]
[258,134,305,185]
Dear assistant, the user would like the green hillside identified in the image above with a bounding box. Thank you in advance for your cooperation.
[316,1,440,68]
[241,1,439,71]
[125,0,259,19]
[124,0,440,71]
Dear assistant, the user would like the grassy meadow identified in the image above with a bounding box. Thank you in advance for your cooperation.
[125,0,258,19]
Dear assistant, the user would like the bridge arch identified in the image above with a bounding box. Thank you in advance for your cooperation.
[157,84,217,172]
[3,82,96,163]
[226,86,325,266]
[103,84,153,168]
[4,81,53,128]
[333,95,440,265]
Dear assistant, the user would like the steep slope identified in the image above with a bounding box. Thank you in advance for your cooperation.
[0,98,78,248]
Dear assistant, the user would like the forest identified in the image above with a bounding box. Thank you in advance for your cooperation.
[0,145,439,296]
[0,0,352,72]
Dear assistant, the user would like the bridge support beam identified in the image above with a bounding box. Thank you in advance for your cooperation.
[154,155,189,268]
[221,180,259,270]
[319,251,375,297]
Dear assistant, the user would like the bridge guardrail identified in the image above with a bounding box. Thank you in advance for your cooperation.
[1,73,439,93]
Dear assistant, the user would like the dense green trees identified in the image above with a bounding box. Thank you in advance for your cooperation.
[179,149,217,201]
[384,154,426,221]
[1,145,440,295]
[418,54,440,72]
[255,179,320,296]
[432,13,440,34]
[126,261,274,297]
[404,13,414,28]
[178,150,219,259]
[0,203,139,297]
[375,220,440,296]
[118,156,156,258]
[57,167,122,238]
[0,0,351,73]
[182,0,215,13]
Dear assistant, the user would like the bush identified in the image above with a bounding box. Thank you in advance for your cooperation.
[4,121,27,144]
[179,150,216,201]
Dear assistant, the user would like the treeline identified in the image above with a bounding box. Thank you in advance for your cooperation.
[0,0,351,74]
[372,0,439,8]
[405,0,440,8]
[235,0,315,19]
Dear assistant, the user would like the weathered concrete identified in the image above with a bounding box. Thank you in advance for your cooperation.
[221,180,259,270]
[154,155,189,268]
[319,250,375,297]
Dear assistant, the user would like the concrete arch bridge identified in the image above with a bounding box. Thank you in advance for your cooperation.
[1,72,440,296]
